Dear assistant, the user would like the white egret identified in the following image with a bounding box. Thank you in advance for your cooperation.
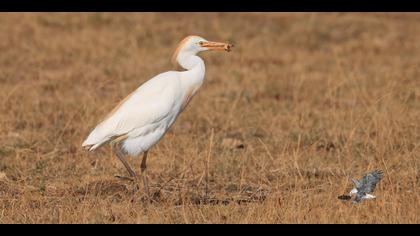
[82,35,233,197]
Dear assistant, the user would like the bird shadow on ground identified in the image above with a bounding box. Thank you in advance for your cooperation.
[0,168,352,206]
[0,169,351,206]
[73,178,271,206]
[68,178,270,206]
[0,178,270,206]
[72,179,132,197]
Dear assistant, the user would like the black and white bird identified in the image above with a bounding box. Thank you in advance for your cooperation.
[349,170,384,204]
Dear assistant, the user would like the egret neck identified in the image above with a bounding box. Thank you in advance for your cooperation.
[177,53,206,104]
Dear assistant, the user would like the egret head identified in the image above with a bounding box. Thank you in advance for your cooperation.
[172,35,233,64]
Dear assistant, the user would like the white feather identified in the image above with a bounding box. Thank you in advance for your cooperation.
[83,71,184,154]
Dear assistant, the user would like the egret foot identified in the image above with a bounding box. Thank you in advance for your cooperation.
[114,175,134,182]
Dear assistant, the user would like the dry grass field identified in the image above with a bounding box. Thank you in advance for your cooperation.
[0,13,419,224]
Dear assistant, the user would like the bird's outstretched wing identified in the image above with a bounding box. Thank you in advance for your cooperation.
[359,170,384,194]
[351,178,362,188]
[83,71,182,150]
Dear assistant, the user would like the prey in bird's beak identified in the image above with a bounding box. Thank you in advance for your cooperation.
[200,41,234,52]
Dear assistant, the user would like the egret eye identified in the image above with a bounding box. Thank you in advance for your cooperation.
[198,41,204,46]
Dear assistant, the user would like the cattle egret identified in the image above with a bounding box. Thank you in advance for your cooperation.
[82,35,233,197]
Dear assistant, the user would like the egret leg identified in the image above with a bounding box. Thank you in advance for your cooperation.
[113,144,139,190]
[113,143,136,181]
[140,151,151,199]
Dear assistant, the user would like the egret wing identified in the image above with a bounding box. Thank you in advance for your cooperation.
[83,71,181,150]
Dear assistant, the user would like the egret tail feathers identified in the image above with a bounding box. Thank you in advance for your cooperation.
[82,129,112,151]
[82,131,128,152]
[82,137,110,151]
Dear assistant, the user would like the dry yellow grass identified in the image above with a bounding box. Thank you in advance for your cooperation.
[0,13,419,224]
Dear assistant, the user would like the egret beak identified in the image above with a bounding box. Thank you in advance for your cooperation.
[201,41,233,52]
